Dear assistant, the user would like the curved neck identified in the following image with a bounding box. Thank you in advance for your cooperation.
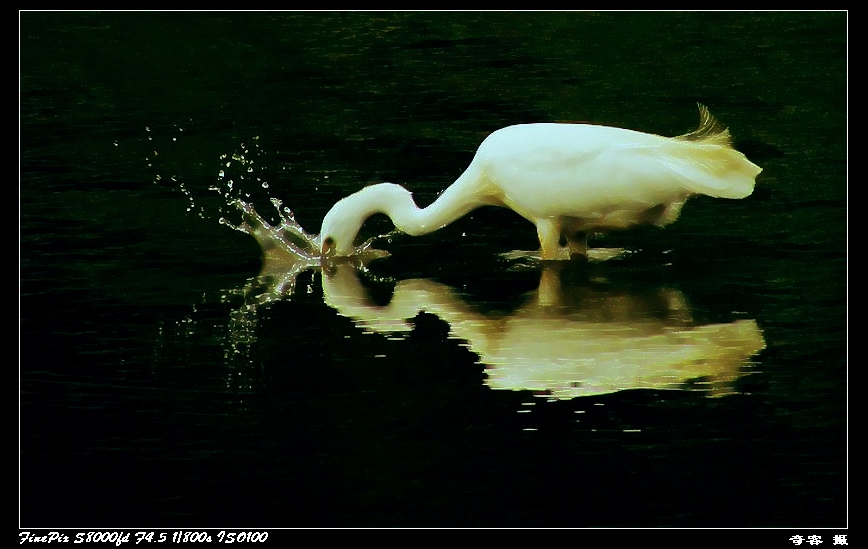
[323,170,488,255]
[372,181,481,237]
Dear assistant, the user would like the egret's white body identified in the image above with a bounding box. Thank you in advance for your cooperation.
[319,106,762,259]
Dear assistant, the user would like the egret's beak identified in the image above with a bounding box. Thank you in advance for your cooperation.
[321,236,335,258]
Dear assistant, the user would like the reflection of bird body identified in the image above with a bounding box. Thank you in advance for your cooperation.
[319,264,766,400]
[479,315,765,399]
[319,105,762,259]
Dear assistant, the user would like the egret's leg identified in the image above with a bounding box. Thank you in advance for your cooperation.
[536,218,562,260]
[654,200,686,227]
[566,232,588,259]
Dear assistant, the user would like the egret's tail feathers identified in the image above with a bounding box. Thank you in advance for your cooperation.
[676,104,732,147]
[666,145,762,199]
[665,104,762,199]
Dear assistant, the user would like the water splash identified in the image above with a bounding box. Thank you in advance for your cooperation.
[146,124,393,301]
[220,197,321,261]
[218,195,394,267]
[145,127,397,403]
[206,136,393,265]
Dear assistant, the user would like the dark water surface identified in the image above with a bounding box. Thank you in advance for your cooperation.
[20,12,846,530]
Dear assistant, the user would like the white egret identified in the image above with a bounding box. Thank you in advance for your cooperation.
[319,105,762,260]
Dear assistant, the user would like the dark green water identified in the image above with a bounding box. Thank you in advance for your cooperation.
[20,11,846,529]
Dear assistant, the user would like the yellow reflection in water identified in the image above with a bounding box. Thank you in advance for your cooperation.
[319,262,764,400]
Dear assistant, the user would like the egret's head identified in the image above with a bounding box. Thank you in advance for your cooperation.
[319,183,406,258]
[318,195,366,258]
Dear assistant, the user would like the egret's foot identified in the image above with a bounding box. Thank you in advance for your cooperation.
[502,247,632,262]
[586,247,633,262]
[501,251,573,264]
[501,247,573,262]
[500,249,544,262]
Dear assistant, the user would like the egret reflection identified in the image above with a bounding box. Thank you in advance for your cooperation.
[215,244,766,401]
[319,262,765,399]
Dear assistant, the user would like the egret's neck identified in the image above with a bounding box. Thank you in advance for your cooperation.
[376,182,481,237]
[323,177,487,254]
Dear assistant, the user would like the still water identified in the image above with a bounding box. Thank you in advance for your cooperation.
[20,11,846,529]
